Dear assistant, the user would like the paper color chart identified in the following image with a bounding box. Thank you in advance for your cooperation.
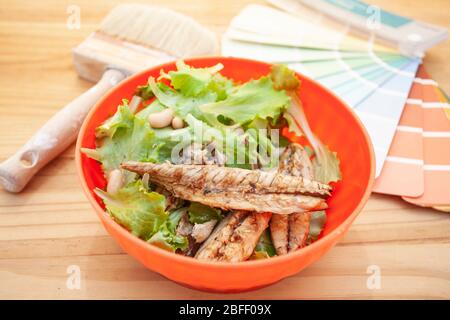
[221,4,421,176]
[372,80,424,197]
[402,68,450,206]
[223,5,380,53]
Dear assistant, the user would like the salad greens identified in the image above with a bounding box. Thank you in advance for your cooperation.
[148,208,189,252]
[271,64,341,184]
[199,77,289,127]
[84,61,340,254]
[251,229,277,260]
[96,105,155,184]
[307,211,327,244]
[95,180,167,240]
[312,146,342,184]
[159,60,230,99]
[187,202,222,224]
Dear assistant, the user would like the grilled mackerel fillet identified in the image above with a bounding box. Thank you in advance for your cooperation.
[270,144,316,255]
[195,211,272,262]
[121,161,330,214]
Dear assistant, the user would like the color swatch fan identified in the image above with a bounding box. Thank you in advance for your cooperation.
[222,3,422,176]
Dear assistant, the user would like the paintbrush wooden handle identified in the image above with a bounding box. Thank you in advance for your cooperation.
[0,68,126,192]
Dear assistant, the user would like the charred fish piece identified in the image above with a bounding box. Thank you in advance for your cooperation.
[121,161,331,197]
[121,162,329,214]
[270,214,289,255]
[195,211,272,262]
[279,143,314,178]
[175,189,326,214]
[270,143,316,255]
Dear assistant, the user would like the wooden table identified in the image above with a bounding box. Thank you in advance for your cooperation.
[1,0,449,299]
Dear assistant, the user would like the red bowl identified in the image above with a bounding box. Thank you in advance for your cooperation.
[75,57,375,292]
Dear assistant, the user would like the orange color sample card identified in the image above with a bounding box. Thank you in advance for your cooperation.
[402,67,450,206]
[373,79,424,197]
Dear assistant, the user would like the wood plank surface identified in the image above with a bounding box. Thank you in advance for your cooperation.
[0,0,449,299]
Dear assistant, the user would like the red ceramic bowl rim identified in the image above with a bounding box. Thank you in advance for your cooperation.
[75,56,375,270]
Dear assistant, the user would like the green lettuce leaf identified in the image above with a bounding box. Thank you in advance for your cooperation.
[95,180,168,240]
[250,251,271,260]
[184,114,252,169]
[97,106,155,184]
[199,77,289,127]
[135,84,155,100]
[270,65,305,138]
[271,64,342,183]
[251,229,276,259]
[148,77,217,120]
[307,211,327,244]
[148,208,189,252]
[270,64,300,90]
[312,145,342,184]
[95,100,134,138]
[187,202,222,224]
[207,74,234,101]
[282,112,303,138]
[137,100,197,163]
[135,99,166,120]
[97,102,195,181]
[161,60,228,98]
[149,127,193,164]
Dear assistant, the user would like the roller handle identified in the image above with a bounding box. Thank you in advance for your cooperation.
[0,68,126,192]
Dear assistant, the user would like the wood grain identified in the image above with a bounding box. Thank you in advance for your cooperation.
[0,0,449,299]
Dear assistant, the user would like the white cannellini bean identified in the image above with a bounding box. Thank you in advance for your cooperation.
[171,116,184,129]
[148,108,174,128]
[128,95,142,113]
[107,169,124,194]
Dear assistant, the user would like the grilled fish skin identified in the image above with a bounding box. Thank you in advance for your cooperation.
[122,161,330,212]
[288,212,310,252]
[270,214,289,255]
[121,162,329,214]
[195,211,247,261]
[168,186,327,214]
[154,185,184,211]
[195,211,271,262]
[218,212,271,262]
[279,143,314,178]
[122,161,331,197]
[270,143,316,255]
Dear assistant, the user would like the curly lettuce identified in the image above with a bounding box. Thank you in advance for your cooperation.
[148,208,189,252]
[95,180,167,240]
[160,60,230,99]
[271,64,341,183]
[187,202,222,224]
[200,77,289,127]
[96,104,155,184]
[251,229,276,259]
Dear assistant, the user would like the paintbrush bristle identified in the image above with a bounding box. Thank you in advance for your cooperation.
[98,4,218,58]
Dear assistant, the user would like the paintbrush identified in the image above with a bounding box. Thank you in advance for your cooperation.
[0,4,217,192]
